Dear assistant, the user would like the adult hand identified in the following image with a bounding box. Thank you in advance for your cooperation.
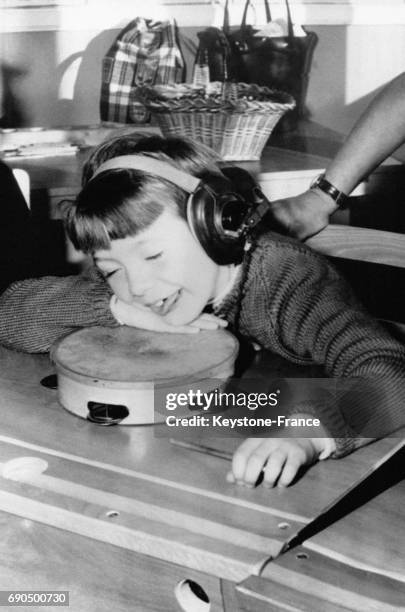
[110,296,228,334]
[270,189,336,240]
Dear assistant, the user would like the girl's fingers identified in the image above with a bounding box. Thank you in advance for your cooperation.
[226,470,236,483]
[197,313,227,323]
[276,450,305,488]
[189,320,218,330]
[231,438,265,484]
[189,314,228,330]
[161,324,199,334]
[264,443,312,488]
[229,439,321,490]
[116,298,227,333]
[243,443,280,486]
[262,447,288,488]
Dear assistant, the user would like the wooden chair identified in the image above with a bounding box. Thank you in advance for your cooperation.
[306,224,405,334]
[306,224,405,269]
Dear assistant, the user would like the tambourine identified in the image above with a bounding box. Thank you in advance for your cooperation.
[51,326,239,425]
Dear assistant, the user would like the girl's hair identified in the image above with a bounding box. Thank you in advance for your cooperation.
[66,135,221,254]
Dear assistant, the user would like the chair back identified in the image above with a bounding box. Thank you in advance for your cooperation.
[306,225,405,269]
[306,224,405,336]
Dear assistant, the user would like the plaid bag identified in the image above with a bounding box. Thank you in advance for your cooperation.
[100,18,185,123]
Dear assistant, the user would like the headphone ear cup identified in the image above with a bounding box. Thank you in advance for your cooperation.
[220,166,261,202]
[187,173,251,265]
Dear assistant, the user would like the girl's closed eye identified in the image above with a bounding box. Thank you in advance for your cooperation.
[145,251,163,261]
[104,269,120,279]
[98,267,120,279]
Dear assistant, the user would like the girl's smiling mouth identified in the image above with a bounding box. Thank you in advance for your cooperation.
[149,289,182,316]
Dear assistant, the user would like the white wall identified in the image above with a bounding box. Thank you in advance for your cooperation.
[306,24,405,134]
[1,3,405,136]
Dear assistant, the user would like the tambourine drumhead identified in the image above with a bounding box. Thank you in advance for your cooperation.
[52,326,239,425]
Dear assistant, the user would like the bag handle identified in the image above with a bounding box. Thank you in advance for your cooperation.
[223,0,231,34]
[225,0,294,39]
[241,0,271,28]
[283,0,294,38]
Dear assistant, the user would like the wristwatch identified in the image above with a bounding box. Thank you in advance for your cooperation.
[310,174,349,209]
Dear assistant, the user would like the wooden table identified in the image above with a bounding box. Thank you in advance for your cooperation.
[1,121,404,609]
[5,142,337,215]
[4,121,405,233]
[0,343,403,611]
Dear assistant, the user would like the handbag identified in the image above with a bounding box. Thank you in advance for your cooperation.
[100,18,185,123]
[224,0,318,119]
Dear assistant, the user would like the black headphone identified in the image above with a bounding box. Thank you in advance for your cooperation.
[91,155,272,265]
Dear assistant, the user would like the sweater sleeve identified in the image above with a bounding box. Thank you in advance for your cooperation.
[241,237,405,456]
[0,267,117,353]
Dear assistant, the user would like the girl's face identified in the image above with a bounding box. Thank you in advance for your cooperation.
[94,208,228,326]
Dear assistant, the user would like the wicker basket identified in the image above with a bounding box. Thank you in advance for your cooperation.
[136,82,295,161]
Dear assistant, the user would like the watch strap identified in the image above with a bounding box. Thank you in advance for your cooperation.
[311,174,349,209]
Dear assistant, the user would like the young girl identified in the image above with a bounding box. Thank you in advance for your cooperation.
[0,156,222,353]
[61,133,405,489]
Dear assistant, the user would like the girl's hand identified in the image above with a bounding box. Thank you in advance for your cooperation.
[110,296,228,334]
[188,313,229,331]
[226,437,325,488]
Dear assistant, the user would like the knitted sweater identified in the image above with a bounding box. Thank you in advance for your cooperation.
[0,266,117,353]
[214,231,405,456]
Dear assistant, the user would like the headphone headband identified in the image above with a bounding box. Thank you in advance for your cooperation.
[90,155,200,193]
